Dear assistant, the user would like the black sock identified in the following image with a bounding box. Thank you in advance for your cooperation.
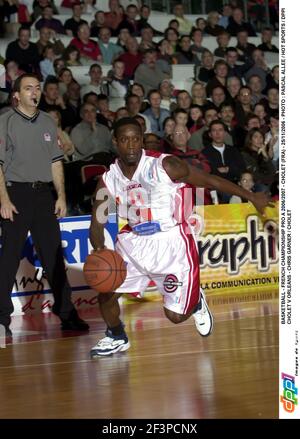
[108,322,125,336]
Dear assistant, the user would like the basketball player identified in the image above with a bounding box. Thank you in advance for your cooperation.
[89,117,272,357]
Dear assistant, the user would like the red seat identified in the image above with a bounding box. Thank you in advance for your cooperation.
[81,164,107,184]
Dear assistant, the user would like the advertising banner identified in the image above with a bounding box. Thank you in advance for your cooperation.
[10,204,279,316]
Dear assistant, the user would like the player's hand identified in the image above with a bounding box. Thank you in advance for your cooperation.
[0,199,19,221]
[250,192,275,216]
[54,197,67,218]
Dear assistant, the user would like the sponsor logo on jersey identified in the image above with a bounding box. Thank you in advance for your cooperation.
[163,274,183,293]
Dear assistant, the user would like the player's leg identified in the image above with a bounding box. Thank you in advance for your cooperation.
[90,292,131,357]
[155,223,213,336]
[90,237,150,357]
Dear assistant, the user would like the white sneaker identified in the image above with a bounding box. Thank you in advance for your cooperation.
[90,329,130,357]
[193,290,214,337]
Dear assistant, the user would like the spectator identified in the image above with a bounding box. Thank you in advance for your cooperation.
[206,60,228,97]
[108,60,130,98]
[191,82,208,108]
[265,115,279,169]
[214,31,231,58]
[71,103,113,161]
[3,60,25,94]
[254,103,269,133]
[40,45,56,80]
[235,86,253,127]
[227,7,256,36]
[190,29,208,60]
[144,133,162,152]
[164,27,180,54]
[139,26,157,53]
[196,50,214,83]
[137,4,162,36]
[118,37,143,79]
[36,26,65,57]
[90,10,106,38]
[104,0,124,36]
[64,3,88,37]
[157,39,174,65]
[62,45,82,66]
[5,26,40,74]
[225,47,253,81]
[242,128,276,190]
[173,35,200,65]
[236,30,256,61]
[258,27,279,53]
[116,28,131,50]
[229,172,255,203]
[116,3,140,36]
[263,65,279,93]
[159,79,176,111]
[202,120,246,202]
[175,90,192,112]
[35,6,65,35]
[244,49,270,90]
[98,27,123,64]
[70,23,102,64]
[226,75,242,104]
[47,109,75,161]
[261,87,279,118]
[173,3,193,34]
[32,0,58,21]
[58,67,74,95]
[218,4,233,29]
[96,94,116,129]
[188,104,204,134]
[134,49,170,96]
[173,108,188,129]
[205,11,225,36]
[188,107,218,151]
[125,94,151,131]
[248,74,266,105]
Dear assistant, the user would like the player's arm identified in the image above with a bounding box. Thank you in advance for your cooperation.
[162,156,273,215]
[90,177,112,250]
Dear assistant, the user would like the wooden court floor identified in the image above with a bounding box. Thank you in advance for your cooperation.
[0,292,279,419]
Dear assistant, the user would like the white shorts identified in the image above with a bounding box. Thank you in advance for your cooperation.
[115,223,200,315]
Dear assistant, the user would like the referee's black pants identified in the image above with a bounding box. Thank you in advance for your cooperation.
[0,183,75,327]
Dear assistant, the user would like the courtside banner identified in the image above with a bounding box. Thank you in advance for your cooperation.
[195,203,279,297]
[9,204,278,316]
[10,215,118,316]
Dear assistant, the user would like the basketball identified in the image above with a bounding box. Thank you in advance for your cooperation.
[83,249,127,293]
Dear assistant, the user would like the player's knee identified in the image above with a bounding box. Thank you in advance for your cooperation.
[164,309,185,324]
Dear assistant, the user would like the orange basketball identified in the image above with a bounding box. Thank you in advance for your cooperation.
[83,249,127,293]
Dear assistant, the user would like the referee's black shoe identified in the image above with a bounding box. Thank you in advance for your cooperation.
[5,326,13,337]
[61,309,89,331]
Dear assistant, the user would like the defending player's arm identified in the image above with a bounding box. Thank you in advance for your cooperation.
[90,177,112,250]
[163,156,273,214]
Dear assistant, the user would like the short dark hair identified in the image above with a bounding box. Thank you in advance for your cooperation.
[208,120,227,132]
[13,73,40,93]
[113,117,142,137]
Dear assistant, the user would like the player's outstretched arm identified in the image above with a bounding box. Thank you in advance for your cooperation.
[90,177,112,250]
[162,156,274,215]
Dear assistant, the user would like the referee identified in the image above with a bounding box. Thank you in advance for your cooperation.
[0,73,89,336]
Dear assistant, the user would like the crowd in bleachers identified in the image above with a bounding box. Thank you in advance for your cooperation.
[0,1,279,214]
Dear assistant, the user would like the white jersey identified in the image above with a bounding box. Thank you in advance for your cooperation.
[102,149,193,234]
